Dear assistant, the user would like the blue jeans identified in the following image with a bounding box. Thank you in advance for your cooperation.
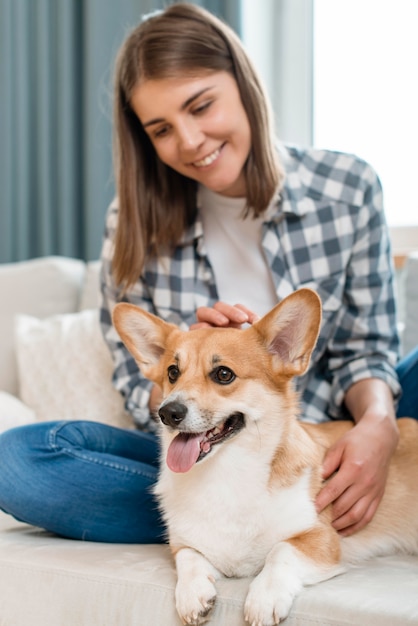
[0,420,165,543]
[0,347,417,544]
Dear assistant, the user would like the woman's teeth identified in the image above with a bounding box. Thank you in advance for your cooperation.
[194,148,221,168]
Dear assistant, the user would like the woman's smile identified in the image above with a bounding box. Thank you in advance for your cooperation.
[192,145,223,168]
[130,72,251,197]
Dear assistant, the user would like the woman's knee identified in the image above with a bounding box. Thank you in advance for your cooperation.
[0,421,93,504]
[0,421,62,469]
[0,422,62,519]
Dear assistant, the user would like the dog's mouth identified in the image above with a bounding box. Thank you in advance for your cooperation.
[166,412,245,474]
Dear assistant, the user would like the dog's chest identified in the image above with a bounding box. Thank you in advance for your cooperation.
[157,462,317,578]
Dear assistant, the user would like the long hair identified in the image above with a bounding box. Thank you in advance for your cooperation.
[113,3,283,288]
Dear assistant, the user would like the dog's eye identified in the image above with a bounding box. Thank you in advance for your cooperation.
[211,366,235,385]
[167,365,180,384]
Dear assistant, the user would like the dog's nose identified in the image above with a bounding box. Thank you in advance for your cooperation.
[158,401,188,427]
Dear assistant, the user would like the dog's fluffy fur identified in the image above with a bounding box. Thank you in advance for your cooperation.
[113,289,418,626]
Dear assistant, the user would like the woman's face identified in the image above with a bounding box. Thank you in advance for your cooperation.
[130,71,252,198]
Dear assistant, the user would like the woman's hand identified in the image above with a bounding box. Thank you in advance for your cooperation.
[190,302,260,330]
[316,379,399,536]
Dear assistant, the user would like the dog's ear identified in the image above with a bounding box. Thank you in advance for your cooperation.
[254,289,321,377]
[112,303,175,377]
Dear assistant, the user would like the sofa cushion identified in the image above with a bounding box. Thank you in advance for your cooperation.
[0,512,417,626]
[0,256,86,395]
[15,309,132,429]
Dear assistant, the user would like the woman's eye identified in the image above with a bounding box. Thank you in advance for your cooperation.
[211,366,236,385]
[167,365,180,384]
[193,100,212,115]
[153,125,170,138]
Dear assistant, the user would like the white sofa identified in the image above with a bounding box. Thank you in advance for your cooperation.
[1,255,418,626]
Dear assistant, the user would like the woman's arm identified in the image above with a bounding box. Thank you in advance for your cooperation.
[99,202,158,430]
[322,161,401,422]
[313,160,402,534]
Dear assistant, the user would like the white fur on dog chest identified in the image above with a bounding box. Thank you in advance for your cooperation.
[157,461,318,578]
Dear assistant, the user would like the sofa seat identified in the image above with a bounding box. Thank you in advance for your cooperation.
[1,510,417,626]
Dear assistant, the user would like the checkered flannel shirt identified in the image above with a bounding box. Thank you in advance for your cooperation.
[100,145,401,430]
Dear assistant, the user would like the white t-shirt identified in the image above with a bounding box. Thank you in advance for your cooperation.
[198,186,278,317]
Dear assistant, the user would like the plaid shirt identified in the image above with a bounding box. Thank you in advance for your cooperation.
[100,145,401,430]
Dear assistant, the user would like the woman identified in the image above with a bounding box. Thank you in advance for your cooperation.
[0,3,417,544]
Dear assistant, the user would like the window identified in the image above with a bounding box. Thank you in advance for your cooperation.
[314,0,418,254]
[242,0,418,255]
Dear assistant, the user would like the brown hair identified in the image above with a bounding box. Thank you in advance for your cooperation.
[113,3,283,289]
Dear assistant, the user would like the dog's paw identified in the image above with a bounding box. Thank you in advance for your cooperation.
[244,576,295,626]
[176,576,217,625]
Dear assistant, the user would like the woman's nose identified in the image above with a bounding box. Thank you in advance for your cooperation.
[176,120,204,152]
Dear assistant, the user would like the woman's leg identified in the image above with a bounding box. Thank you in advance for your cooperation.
[0,420,165,543]
[396,346,418,419]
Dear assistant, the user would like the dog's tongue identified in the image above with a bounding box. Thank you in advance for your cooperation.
[167,432,203,473]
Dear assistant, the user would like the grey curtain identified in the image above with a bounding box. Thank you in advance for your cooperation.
[0,0,241,264]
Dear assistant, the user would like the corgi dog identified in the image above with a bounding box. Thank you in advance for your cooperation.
[113,289,418,626]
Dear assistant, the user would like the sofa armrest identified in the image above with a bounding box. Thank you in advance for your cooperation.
[402,252,418,355]
[0,392,36,434]
[0,256,86,395]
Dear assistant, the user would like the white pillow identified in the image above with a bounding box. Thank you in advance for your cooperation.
[15,309,133,429]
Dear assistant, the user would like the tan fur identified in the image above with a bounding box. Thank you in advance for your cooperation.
[113,289,418,626]
[288,524,341,567]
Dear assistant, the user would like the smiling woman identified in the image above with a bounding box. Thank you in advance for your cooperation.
[1,2,418,557]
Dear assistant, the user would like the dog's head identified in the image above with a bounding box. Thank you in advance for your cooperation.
[113,289,321,473]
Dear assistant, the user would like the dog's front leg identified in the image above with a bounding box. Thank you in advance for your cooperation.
[174,547,221,625]
[244,541,306,626]
[244,537,342,626]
